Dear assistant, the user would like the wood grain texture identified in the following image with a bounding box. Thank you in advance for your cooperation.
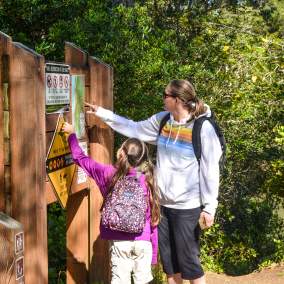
[9,41,47,284]
[0,32,11,212]
[88,55,113,284]
[65,42,90,284]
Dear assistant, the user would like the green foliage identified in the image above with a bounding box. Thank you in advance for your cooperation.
[47,203,66,284]
[201,223,259,275]
[1,0,283,279]
[151,260,166,284]
[266,125,284,197]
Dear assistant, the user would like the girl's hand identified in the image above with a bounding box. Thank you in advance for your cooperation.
[62,122,74,134]
[85,101,98,114]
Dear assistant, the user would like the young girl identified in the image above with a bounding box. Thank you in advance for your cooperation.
[63,122,160,284]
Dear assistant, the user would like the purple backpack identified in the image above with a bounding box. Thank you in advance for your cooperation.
[101,175,147,234]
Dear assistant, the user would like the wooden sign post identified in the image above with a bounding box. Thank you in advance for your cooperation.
[0,31,47,284]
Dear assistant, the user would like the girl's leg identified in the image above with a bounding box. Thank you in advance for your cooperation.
[132,241,153,284]
[110,241,133,284]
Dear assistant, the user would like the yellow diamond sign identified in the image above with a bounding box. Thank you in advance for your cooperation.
[46,114,76,208]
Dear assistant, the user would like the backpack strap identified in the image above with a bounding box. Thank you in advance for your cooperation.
[159,112,205,163]
[192,112,226,165]
[158,113,171,136]
[192,116,207,164]
[159,111,226,170]
[206,115,226,171]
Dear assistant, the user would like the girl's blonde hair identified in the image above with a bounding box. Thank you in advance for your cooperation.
[166,79,207,118]
[109,138,160,226]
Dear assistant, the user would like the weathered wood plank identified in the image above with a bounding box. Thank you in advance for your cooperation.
[10,42,47,284]
[64,42,90,284]
[45,111,72,133]
[0,32,12,212]
[88,56,113,284]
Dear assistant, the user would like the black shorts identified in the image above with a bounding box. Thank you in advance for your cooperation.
[158,206,204,280]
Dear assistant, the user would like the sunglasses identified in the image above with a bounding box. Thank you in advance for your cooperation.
[163,91,176,99]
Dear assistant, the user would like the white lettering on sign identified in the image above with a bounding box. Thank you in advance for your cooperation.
[15,257,24,280]
[15,232,24,254]
[46,64,69,73]
[45,63,70,107]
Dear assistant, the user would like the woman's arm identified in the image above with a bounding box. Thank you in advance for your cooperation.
[86,103,166,144]
[63,123,114,196]
[199,121,222,218]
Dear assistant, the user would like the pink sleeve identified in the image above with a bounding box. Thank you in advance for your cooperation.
[151,226,158,265]
[68,133,114,196]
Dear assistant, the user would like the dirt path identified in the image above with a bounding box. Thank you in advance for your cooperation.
[204,265,284,284]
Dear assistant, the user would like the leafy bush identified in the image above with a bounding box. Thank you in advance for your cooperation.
[48,203,66,284]
[1,0,283,280]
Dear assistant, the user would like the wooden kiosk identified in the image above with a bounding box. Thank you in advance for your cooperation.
[0,31,113,284]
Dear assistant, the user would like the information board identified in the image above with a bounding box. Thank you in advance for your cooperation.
[46,115,76,208]
[45,63,70,113]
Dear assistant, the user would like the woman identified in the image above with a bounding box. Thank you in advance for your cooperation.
[85,79,222,284]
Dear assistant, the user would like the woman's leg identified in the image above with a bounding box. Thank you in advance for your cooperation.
[167,273,183,284]
[190,275,206,284]
[159,207,205,283]
[169,207,205,281]
[166,272,206,284]
[158,207,180,277]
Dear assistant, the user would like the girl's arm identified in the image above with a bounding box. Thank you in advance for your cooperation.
[150,226,158,265]
[66,130,113,196]
[140,174,158,265]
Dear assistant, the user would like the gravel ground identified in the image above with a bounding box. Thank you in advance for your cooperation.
[204,265,284,284]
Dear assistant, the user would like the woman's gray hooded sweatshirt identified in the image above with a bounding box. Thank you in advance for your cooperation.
[95,105,222,216]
